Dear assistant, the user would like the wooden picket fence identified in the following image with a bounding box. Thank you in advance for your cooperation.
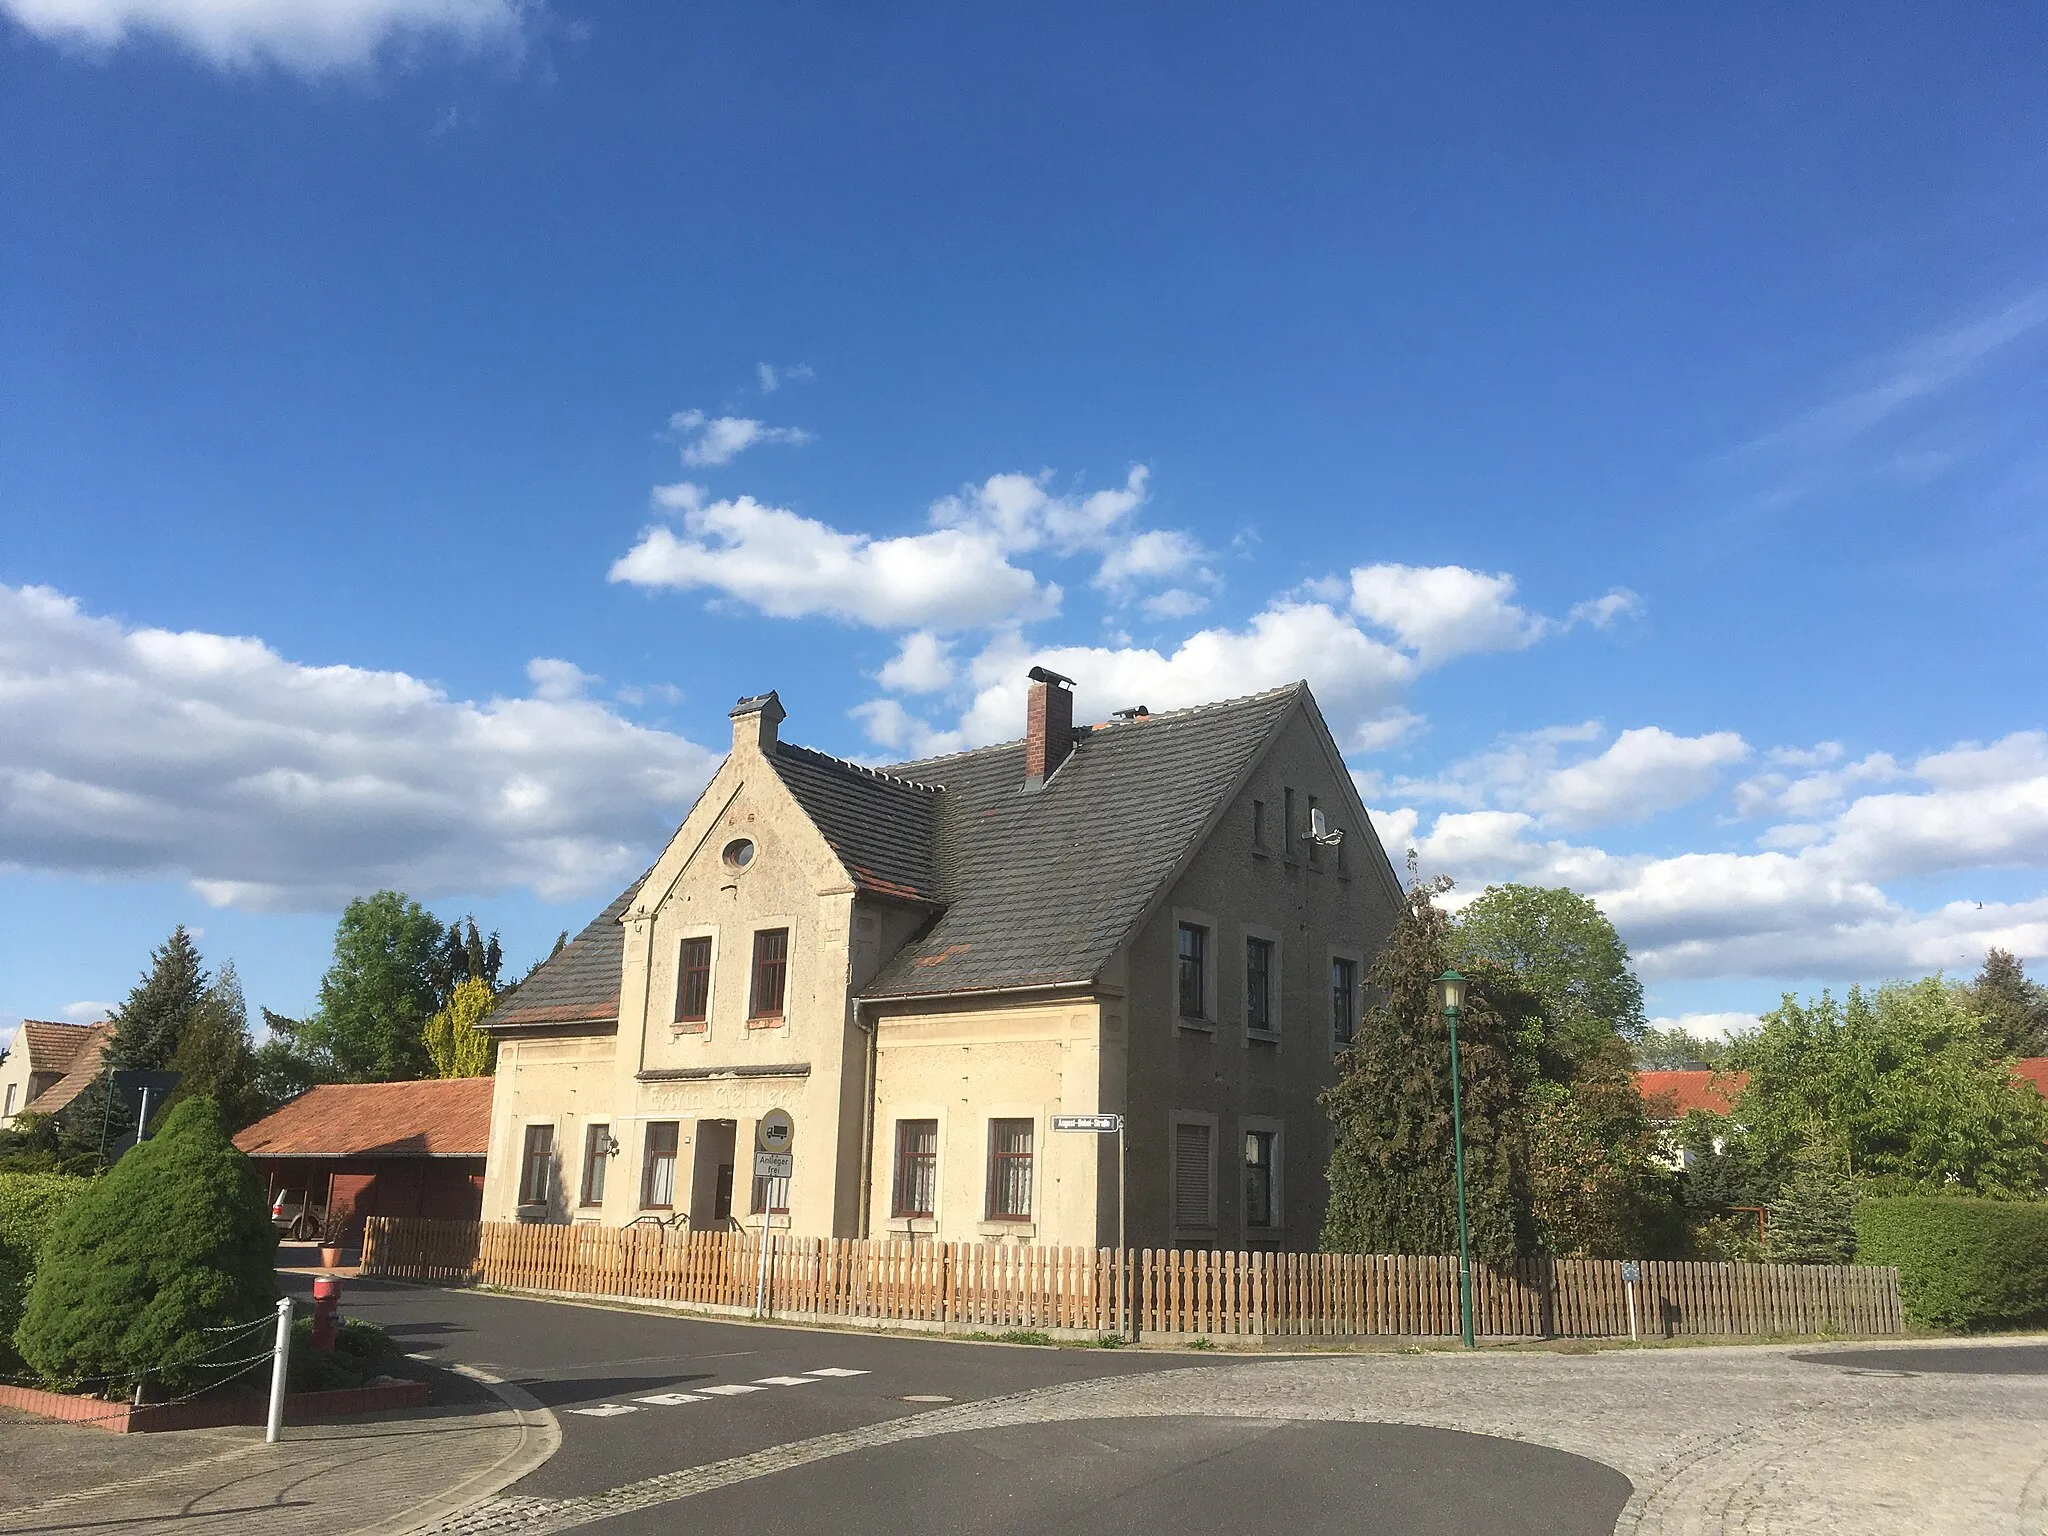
[360,1216,1903,1340]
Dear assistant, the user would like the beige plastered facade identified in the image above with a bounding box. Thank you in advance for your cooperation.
[483,693,1402,1252]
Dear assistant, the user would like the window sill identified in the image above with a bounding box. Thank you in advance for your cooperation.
[1246,1028,1280,1046]
[885,1218,936,1236]
[978,1220,1035,1239]
[1177,1018,1215,1035]
[672,1021,707,1034]
[746,1016,786,1030]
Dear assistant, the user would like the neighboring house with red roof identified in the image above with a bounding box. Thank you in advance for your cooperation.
[0,1019,112,1129]
[2014,1058,2048,1100]
[233,1078,493,1241]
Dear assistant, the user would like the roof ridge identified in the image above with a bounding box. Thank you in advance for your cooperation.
[774,739,942,792]
[880,679,1305,776]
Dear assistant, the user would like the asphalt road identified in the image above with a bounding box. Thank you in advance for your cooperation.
[631,1417,1633,1536]
[293,1277,1634,1533]
[308,1276,1230,1499]
[1792,1342,2048,1376]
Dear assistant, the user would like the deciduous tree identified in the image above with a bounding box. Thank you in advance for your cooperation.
[1452,884,1647,1075]
[296,892,447,1081]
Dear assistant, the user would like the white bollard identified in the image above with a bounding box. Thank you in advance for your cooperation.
[265,1296,292,1444]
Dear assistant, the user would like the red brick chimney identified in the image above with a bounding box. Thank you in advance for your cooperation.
[1024,666,1076,791]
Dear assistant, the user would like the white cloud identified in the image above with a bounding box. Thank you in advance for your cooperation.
[1347,564,1549,664]
[848,698,962,760]
[1094,528,1207,592]
[525,657,598,701]
[610,491,1056,631]
[1648,1012,1760,1041]
[669,409,811,469]
[755,362,813,394]
[876,632,953,694]
[1376,727,2048,983]
[0,585,718,911]
[930,467,1151,557]
[944,600,1416,750]
[1140,588,1210,621]
[1566,589,1644,630]
[0,0,525,71]
[1529,727,1750,830]
[62,1000,114,1023]
[1734,749,1902,820]
[1352,708,1425,753]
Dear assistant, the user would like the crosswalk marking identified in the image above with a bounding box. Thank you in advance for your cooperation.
[564,1368,869,1422]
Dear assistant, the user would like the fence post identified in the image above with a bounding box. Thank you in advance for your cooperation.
[264,1296,293,1445]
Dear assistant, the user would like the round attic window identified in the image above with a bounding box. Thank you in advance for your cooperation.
[722,837,756,870]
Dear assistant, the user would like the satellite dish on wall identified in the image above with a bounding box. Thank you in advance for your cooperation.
[1309,807,1345,847]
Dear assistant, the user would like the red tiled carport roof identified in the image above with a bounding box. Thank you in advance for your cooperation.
[233,1078,494,1159]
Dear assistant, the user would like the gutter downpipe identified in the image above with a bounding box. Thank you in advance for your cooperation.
[854,996,876,1239]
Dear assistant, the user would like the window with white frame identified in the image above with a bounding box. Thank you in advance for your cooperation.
[1172,1118,1214,1233]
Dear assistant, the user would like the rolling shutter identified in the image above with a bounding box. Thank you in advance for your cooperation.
[1174,1121,1213,1229]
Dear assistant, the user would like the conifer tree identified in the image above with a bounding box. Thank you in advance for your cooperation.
[1321,874,1535,1264]
[63,927,210,1161]
[1767,1144,1858,1265]
[422,976,497,1078]
[166,965,263,1131]
[1970,949,2048,1058]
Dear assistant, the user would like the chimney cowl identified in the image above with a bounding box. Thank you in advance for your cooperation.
[729,690,786,754]
[1023,668,1076,791]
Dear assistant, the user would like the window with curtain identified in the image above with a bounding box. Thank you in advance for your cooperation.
[893,1119,938,1218]
[986,1119,1034,1220]
[641,1121,679,1209]
[1244,1129,1276,1229]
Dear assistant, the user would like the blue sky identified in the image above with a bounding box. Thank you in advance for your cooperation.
[3,2,2046,1040]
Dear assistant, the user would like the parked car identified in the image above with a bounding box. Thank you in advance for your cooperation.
[270,1189,326,1241]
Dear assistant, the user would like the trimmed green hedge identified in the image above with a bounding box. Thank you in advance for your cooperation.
[1855,1195,2048,1332]
[0,1173,92,1368]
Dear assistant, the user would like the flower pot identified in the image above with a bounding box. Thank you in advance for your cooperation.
[319,1245,342,1269]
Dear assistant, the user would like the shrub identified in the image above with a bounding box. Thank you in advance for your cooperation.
[0,1173,91,1368]
[286,1315,394,1393]
[14,1097,277,1392]
[1855,1195,2048,1332]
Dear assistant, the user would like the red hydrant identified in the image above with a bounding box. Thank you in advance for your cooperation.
[311,1276,342,1352]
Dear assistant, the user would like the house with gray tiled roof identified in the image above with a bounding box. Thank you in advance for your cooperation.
[481,670,1403,1250]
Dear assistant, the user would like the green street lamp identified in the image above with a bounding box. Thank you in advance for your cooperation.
[1435,967,1476,1350]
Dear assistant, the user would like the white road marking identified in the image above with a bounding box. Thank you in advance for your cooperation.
[569,1404,640,1417]
[563,1369,870,1424]
[698,1384,765,1396]
[755,1375,820,1386]
[635,1392,707,1405]
[805,1368,869,1377]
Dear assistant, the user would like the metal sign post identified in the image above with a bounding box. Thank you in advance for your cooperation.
[1052,1114,1128,1339]
[753,1111,792,1319]
[1621,1261,1641,1343]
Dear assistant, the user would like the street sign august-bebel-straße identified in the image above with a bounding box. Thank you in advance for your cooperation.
[1052,1114,1122,1133]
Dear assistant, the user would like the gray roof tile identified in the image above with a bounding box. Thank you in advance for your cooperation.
[768,743,939,902]
[860,683,1302,999]
[483,874,645,1031]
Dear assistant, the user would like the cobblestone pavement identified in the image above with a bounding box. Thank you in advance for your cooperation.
[0,1368,554,1536]
[423,1336,2048,1536]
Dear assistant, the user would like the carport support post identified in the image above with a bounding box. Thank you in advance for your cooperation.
[265,1296,292,1444]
